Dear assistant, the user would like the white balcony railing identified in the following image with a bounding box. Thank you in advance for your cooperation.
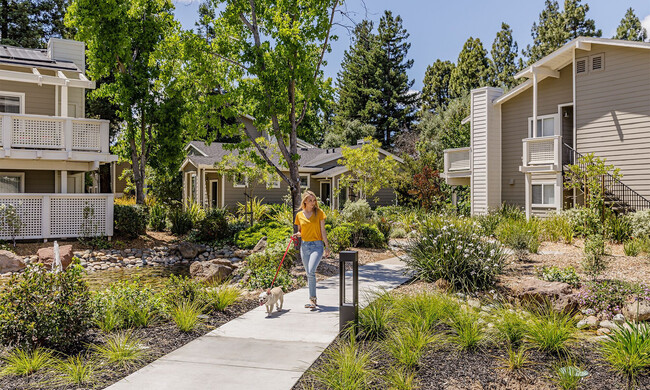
[444,147,471,173]
[0,193,114,240]
[522,135,562,168]
[0,113,110,153]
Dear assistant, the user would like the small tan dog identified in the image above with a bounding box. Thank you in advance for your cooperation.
[258,287,284,316]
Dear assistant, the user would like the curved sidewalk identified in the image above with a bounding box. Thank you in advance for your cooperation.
[106,257,410,390]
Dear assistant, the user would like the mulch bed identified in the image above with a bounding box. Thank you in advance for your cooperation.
[0,297,258,390]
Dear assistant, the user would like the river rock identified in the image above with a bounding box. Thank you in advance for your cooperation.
[585,315,599,329]
[599,320,617,330]
[0,250,26,273]
[612,314,625,324]
[622,299,650,322]
[190,259,234,283]
[252,237,267,253]
[178,242,201,259]
[36,245,73,270]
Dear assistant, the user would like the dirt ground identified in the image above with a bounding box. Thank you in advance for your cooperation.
[508,239,650,285]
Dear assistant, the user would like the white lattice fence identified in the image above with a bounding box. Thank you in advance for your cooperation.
[528,140,554,164]
[50,197,108,237]
[12,117,64,149]
[72,121,101,151]
[0,198,43,239]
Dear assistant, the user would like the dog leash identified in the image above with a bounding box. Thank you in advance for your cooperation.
[270,236,297,290]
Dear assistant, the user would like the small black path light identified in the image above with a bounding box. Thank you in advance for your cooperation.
[339,250,359,332]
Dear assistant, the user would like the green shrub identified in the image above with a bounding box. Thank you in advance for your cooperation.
[356,223,386,248]
[627,210,650,238]
[169,300,204,332]
[195,207,230,243]
[606,213,632,243]
[148,203,167,231]
[404,216,506,292]
[578,280,649,318]
[583,234,607,278]
[526,305,577,355]
[185,202,206,224]
[475,213,502,237]
[245,266,293,291]
[92,280,163,329]
[375,216,392,242]
[542,213,575,244]
[114,204,148,239]
[495,204,526,221]
[235,221,292,249]
[623,237,650,257]
[168,207,193,235]
[163,275,205,307]
[246,240,296,272]
[562,207,602,237]
[495,218,540,254]
[599,321,650,388]
[537,266,580,287]
[0,264,92,352]
[341,199,374,224]
[389,227,407,239]
[329,223,353,252]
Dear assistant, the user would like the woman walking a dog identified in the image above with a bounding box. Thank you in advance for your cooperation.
[293,190,331,309]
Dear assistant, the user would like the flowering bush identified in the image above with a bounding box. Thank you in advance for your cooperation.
[627,210,650,239]
[537,265,580,287]
[578,280,650,319]
[404,216,506,292]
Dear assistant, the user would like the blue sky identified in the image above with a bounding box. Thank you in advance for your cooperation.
[172,0,650,91]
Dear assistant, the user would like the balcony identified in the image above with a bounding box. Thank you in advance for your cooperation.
[442,147,471,186]
[521,135,562,172]
[0,193,114,240]
[0,113,113,162]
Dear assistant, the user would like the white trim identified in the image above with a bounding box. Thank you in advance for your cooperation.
[299,174,310,189]
[0,91,25,114]
[531,182,556,207]
[0,69,94,89]
[220,174,225,208]
[185,143,207,156]
[527,113,559,138]
[233,173,247,188]
[0,172,25,193]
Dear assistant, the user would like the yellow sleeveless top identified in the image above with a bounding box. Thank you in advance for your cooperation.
[294,209,327,241]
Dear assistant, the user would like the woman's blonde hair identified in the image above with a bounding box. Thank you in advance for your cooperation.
[300,190,319,211]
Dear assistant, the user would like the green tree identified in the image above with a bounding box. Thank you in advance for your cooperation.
[337,137,398,201]
[613,8,647,42]
[490,22,519,90]
[416,97,470,169]
[66,0,182,204]
[421,59,455,113]
[449,37,490,98]
[524,0,600,64]
[334,20,379,128]
[322,119,375,148]
[193,0,340,218]
[373,11,417,148]
[0,0,72,48]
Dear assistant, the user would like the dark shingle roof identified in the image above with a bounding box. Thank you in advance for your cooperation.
[187,141,326,168]
[0,45,80,71]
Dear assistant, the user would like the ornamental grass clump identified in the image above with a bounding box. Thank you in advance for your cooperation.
[169,300,205,332]
[54,355,97,386]
[312,335,375,390]
[491,306,529,347]
[495,218,541,254]
[497,346,532,372]
[405,216,506,293]
[92,280,164,330]
[0,347,55,377]
[357,292,394,341]
[383,323,437,368]
[91,331,147,369]
[599,321,650,389]
[204,285,241,312]
[551,359,588,390]
[446,308,487,351]
[382,366,420,390]
[394,292,458,332]
[526,304,577,355]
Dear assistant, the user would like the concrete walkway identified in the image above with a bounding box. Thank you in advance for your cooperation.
[106,257,410,390]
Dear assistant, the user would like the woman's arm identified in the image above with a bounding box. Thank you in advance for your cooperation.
[320,219,331,257]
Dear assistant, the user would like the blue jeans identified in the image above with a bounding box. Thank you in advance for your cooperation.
[301,240,324,299]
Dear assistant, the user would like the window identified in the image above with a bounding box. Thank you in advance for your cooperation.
[233,173,247,188]
[528,115,557,138]
[299,174,310,188]
[0,93,23,114]
[0,173,25,193]
[532,183,555,206]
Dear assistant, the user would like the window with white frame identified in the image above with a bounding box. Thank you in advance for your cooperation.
[0,92,23,114]
[528,114,558,138]
[233,173,247,188]
[532,183,555,206]
[0,172,25,193]
[299,174,310,188]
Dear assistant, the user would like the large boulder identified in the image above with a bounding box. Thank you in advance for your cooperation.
[622,299,650,322]
[252,237,267,253]
[0,250,26,273]
[190,259,234,283]
[498,276,579,314]
[36,245,73,270]
[178,242,205,259]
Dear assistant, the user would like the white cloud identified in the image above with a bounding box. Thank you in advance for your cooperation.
[642,15,650,39]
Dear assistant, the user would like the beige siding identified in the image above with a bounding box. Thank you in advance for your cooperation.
[500,65,573,207]
[25,170,55,193]
[368,187,396,207]
[0,78,56,116]
[575,44,650,199]
[48,39,85,72]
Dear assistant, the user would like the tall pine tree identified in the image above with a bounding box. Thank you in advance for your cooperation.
[374,10,416,148]
[0,0,72,48]
[614,8,647,42]
[490,22,519,90]
[421,59,454,113]
[524,0,600,64]
[448,37,490,98]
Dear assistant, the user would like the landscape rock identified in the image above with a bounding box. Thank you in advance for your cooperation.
[612,313,625,324]
[622,299,650,322]
[190,260,234,283]
[36,245,73,270]
[585,315,599,329]
[252,237,267,253]
[0,250,26,273]
[499,276,579,314]
[178,242,201,259]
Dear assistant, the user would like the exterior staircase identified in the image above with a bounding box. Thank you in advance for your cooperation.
[562,143,650,214]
